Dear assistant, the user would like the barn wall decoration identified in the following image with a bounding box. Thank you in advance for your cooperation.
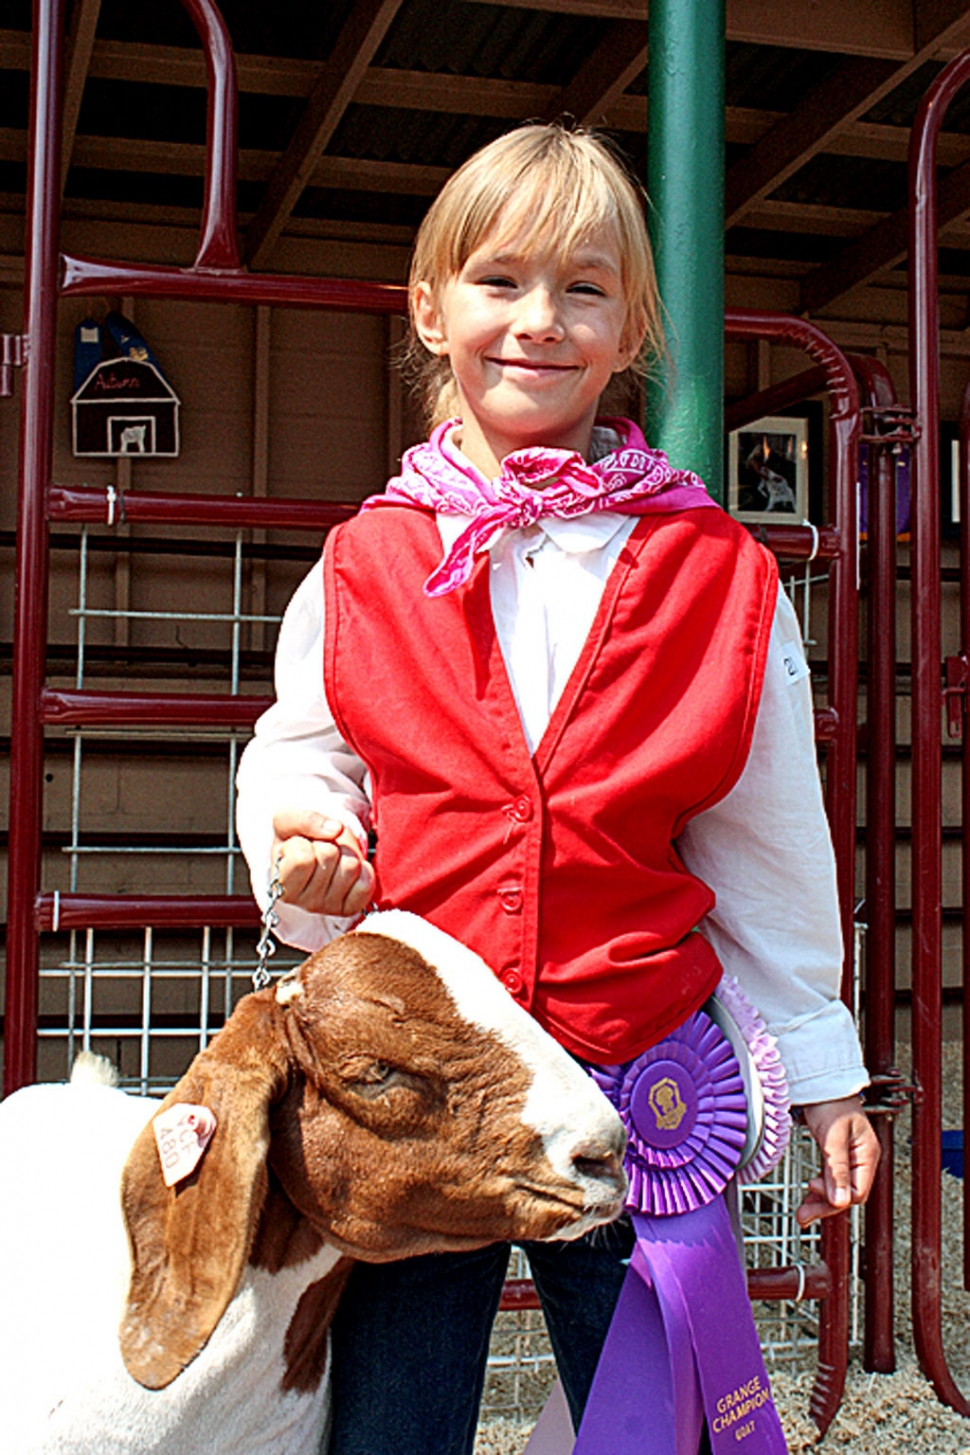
[70,313,180,458]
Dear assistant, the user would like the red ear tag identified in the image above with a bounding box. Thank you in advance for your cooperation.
[153,1103,217,1187]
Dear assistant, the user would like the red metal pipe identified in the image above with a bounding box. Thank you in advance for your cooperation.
[60,255,409,314]
[724,365,829,435]
[48,483,358,532]
[726,309,859,1434]
[180,0,240,270]
[747,523,842,562]
[34,893,259,931]
[908,47,970,1418]
[498,1264,832,1312]
[4,0,66,1097]
[726,311,859,970]
[40,688,272,728]
[960,379,970,1295]
[849,352,899,1374]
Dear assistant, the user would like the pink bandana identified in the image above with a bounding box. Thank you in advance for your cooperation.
[363,417,718,596]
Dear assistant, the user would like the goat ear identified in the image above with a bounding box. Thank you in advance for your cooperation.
[119,990,292,1389]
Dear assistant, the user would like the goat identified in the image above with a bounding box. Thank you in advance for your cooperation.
[0,911,626,1455]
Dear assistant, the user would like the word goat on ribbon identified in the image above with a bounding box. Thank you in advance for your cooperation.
[527,978,791,1455]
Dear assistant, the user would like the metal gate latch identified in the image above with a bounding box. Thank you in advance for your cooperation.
[0,333,25,397]
[864,1068,921,1116]
[944,652,969,739]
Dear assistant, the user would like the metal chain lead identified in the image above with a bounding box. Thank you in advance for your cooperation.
[253,856,284,990]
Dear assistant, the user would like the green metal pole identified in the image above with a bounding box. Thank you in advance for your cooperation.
[645,0,726,504]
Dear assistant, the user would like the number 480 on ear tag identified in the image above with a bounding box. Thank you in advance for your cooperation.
[153,1103,217,1187]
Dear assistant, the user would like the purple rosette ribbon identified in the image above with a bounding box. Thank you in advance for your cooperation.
[526,997,791,1455]
[589,1011,749,1218]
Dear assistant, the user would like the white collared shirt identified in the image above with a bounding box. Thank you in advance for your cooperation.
[236,511,868,1105]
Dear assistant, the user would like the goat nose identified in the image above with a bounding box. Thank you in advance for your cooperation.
[570,1123,627,1182]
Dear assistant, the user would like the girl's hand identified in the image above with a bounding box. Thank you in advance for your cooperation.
[271,809,374,918]
[795,1096,881,1227]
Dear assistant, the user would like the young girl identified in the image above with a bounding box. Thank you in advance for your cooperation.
[236,123,878,1455]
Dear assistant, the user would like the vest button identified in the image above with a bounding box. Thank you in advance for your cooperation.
[502,968,524,995]
[498,885,523,914]
[508,796,532,823]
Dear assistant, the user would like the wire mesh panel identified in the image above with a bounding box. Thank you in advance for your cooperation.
[34,516,306,1087]
[741,1133,824,1363]
[36,925,303,1091]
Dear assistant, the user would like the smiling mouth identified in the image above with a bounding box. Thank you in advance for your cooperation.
[490,358,576,371]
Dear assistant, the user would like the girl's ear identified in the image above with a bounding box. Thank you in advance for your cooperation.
[615,315,648,375]
[412,281,449,356]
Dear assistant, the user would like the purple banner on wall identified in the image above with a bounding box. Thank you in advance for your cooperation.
[858,446,911,537]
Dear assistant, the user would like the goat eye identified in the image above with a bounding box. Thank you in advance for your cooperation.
[345,1059,432,1103]
[363,1061,393,1084]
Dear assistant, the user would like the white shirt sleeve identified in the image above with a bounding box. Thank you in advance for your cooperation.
[677,588,869,1106]
[235,557,371,952]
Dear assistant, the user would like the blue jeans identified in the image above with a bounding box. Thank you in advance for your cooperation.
[327,1218,636,1455]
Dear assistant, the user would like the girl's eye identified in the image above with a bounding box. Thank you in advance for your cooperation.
[569,282,606,296]
[479,275,516,288]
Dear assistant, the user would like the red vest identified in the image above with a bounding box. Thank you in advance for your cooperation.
[324,505,777,1063]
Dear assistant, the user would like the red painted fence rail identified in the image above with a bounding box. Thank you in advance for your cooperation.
[3,0,882,1432]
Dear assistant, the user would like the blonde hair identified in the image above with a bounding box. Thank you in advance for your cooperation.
[405,123,663,429]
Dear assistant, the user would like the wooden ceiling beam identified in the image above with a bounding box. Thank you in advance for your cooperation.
[725,57,898,227]
[0,0,933,72]
[358,69,557,117]
[543,18,647,124]
[463,0,925,58]
[740,199,889,236]
[725,0,970,231]
[60,0,101,193]
[0,127,450,196]
[6,24,964,160]
[800,157,970,314]
[791,2,970,311]
[244,0,406,269]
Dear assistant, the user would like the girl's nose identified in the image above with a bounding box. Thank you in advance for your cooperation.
[513,287,564,341]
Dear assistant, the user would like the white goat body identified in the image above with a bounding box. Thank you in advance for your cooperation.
[0,912,625,1454]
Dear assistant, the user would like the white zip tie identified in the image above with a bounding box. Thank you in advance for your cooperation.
[792,1260,807,1304]
[803,520,820,563]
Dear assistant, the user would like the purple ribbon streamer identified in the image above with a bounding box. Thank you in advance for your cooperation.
[573,1201,787,1455]
[568,1013,790,1455]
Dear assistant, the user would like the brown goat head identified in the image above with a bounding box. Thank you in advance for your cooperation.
[119,913,626,1390]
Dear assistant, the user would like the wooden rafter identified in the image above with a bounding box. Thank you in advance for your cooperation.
[60,0,101,193]
[0,128,450,196]
[725,57,898,228]
[244,0,406,268]
[464,0,920,58]
[725,0,970,241]
[543,19,647,125]
[800,157,970,314]
[793,2,970,310]
[0,25,965,162]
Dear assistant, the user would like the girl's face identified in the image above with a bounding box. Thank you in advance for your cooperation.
[413,224,641,479]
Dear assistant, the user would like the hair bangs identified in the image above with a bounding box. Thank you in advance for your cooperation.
[405,123,664,430]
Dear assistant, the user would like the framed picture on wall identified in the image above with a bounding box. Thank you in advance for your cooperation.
[728,414,809,523]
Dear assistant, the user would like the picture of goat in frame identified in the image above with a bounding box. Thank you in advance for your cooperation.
[728,414,809,524]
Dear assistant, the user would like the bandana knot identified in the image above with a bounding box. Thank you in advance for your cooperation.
[363,417,717,596]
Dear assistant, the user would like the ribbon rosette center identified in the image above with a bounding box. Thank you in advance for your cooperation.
[593,1011,749,1218]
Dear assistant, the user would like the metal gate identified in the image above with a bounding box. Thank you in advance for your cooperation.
[905,45,970,1420]
[2,0,883,1433]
